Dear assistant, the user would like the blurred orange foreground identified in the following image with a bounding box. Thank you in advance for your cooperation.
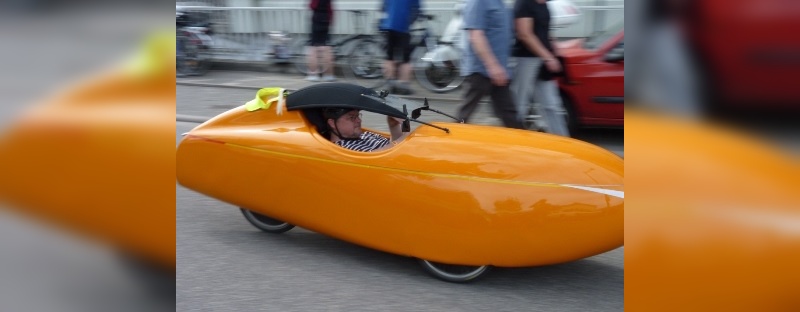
[625,109,800,311]
[0,33,176,271]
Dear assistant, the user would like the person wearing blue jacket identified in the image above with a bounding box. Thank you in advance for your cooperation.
[380,0,420,95]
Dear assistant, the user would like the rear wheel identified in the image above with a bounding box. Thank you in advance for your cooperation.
[344,39,387,89]
[418,259,491,283]
[240,208,295,233]
[559,91,580,136]
[413,47,464,93]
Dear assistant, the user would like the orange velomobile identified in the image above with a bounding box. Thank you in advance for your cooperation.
[176,83,623,282]
[0,33,176,273]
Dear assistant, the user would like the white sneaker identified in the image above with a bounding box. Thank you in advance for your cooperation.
[322,75,336,82]
[306,75,319,82]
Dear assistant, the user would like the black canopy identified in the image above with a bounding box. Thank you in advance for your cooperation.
[286,83,423,119]
[285,83,453,135]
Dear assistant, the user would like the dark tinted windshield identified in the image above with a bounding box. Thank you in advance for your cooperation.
[585,20,624,50]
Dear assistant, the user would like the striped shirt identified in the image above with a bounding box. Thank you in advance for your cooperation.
[335,131,391,152]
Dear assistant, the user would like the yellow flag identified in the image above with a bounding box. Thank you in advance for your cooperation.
[245,87,286,112]
[125,29,174,77]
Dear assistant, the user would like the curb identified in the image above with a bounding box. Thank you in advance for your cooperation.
[209,59,293,73]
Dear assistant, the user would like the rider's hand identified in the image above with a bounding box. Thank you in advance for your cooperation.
[387,116,404,127]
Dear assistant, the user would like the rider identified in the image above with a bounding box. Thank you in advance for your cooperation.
[323,107,407,152]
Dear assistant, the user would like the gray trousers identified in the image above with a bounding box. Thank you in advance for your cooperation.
[510,57,570,136]
[457,73,524,129]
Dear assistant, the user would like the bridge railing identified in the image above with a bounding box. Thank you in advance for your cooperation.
[176,5,623,61]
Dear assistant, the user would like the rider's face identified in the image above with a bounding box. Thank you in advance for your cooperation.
[330,110,363,139]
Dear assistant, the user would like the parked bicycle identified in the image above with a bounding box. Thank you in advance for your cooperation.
[176,8,214,77]
[347,12,440,90]
[289,10,384,86]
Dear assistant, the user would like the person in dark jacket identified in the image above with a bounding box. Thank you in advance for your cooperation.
[509,0,569,136]
[306,0,336,82]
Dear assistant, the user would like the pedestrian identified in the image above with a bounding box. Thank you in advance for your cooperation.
[379,0,421,95]
[457,0,524,129]
[306,0,336,82]
[510,0,569,136]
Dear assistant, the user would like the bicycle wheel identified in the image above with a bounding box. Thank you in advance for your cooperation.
[290,36,332,76]
[413,46,464,93]
[176,32,212,77]
[343,39,387,89]
[176,33,191,76]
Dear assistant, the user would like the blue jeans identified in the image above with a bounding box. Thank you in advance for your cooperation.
[510,57,570,137]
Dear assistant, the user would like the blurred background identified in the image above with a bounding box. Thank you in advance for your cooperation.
[625,0,799,311]
[626,0,800,143]
[0,1,175,312]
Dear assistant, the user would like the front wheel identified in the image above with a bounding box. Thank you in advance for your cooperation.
[418,259,491,283]
[240,208,295,234]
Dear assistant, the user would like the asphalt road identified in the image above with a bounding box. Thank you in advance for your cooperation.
[176,81,624,311]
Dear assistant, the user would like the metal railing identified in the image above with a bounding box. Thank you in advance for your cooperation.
[176,4,623,61]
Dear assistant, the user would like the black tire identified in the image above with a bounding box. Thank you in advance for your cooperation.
[413,47,464,93]
[559,90,580,136]
[118,254,175,301]
[418,259,491,283]
[344,39,387,89]
[240,208,295,234]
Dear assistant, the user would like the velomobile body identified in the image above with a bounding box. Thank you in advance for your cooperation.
[176,83,623,282]
[0,36,176,273]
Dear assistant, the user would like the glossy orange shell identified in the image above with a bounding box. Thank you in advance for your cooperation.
[0,67,176,270]
[177,105,623,267]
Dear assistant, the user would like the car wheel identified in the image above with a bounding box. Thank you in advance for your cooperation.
[418,259,491,283]
[559,90,580,136]
[240,208,295,234]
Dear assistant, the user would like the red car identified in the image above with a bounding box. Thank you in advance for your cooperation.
[555,21,624,133]
[685,0,800,113]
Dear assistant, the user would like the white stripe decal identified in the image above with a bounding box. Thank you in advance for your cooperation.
[562,185,624,199]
